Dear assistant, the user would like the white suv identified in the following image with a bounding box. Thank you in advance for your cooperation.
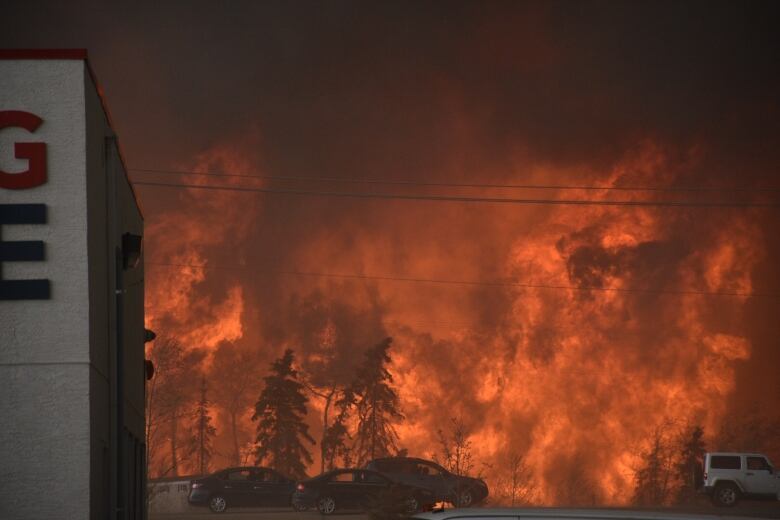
[702,452,780,507]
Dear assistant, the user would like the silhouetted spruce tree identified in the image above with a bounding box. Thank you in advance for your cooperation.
[347,337,404,465]
[252,349,314,479]
[675,425,705,504]
[188,375,217,475]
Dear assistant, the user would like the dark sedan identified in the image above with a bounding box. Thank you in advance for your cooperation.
[293,468,436,515]
[366,457,489,507]
[189,466,296,513]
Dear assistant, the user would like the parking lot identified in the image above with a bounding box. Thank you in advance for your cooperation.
[150,508,365,520]
[149,503,780,520]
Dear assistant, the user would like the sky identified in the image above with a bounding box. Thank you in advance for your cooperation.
[2,0,779,503]
[2,1,778,174]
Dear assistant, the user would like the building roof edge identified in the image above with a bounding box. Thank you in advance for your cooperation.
[0,48,146,219]
[0,49,89,60]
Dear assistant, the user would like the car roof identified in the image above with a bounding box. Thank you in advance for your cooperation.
[411,508,754,520]
[372,456,439,464]
[220,466,274,471]
[706,452,767,457]
[213,466,281,476]
[311,468,383,478]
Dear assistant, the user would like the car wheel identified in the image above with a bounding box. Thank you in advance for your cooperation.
[404,496,420,514]
[456,489,473,507]
[317,496,336,515]
[712,483,739,507]
[209,495,228,513]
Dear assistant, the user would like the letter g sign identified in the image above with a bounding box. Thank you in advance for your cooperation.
[0,110,47,189]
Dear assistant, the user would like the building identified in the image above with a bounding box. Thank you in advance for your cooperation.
[0,50,146,520]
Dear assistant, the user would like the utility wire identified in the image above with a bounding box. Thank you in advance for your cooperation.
[131,180,780,208]
[144,300,486,331]
[129,167,780,193]
[145,261,779,298]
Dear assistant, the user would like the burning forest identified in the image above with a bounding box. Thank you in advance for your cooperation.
[5,0,776,510]
[141,135,780,506]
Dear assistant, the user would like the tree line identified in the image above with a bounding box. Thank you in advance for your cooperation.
[631,413,780,506]
[146,334,780,505]
[145,336,404,480]
[631,422,706,506]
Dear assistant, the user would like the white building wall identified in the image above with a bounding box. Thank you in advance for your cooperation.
[147,480,194,515]
[0,59,92,520]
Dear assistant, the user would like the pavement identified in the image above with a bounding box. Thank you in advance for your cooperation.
[151,508,365,520]
[150,502,780,520]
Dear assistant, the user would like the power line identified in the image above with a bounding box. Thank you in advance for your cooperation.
[144,299,482,331]
[144,304,485,331]
[131,180,780,208]
[144,261,779,298]
[129,167,780,193]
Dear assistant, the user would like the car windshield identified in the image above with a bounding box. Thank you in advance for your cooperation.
[226,469,251,481]
[359,471,387,483]
[330,472,355,482]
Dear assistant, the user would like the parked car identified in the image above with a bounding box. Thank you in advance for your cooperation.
[188,466,296,513]
[366,456,489,507]
[292,468,436,515]
[701,452,780,507]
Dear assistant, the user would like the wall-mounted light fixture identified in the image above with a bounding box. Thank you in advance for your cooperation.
[121,232,142,270]
[144,328,156,380]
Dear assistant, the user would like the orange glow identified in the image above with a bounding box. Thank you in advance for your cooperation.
[144,136,765,504]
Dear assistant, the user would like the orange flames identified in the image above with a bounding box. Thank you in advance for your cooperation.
[144,138,263,349]
[144,136,767,504]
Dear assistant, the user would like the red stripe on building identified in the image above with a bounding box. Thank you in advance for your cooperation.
[0,49,88,60]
